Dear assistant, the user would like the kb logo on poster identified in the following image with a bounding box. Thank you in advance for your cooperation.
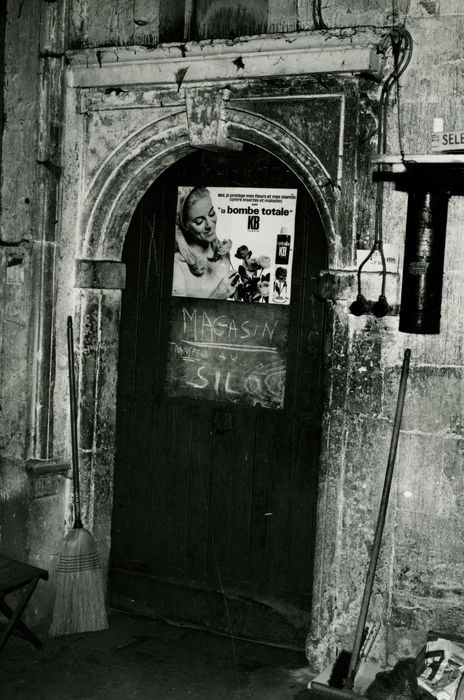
[247,215,260,231]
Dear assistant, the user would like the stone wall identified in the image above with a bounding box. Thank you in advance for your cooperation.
[0,1,42,561]
[308,2,464,669]
[0,0,68,622]
[0,0,463,664]
[380,6,464,664]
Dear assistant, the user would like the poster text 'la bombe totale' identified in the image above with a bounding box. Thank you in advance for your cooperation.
[166,187,297,408]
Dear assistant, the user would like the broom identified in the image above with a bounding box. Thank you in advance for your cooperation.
[49,316,108,636]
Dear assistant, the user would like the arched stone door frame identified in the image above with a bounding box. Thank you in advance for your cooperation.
[70,101,340,650]
[80,108,338,262]
[52,29,386,659]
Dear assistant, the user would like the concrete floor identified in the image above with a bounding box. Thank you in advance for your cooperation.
[1,610,315,699]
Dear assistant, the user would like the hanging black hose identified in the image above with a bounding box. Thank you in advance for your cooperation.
[350,28,413,318]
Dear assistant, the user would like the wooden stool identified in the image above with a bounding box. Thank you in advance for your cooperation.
[0,554,48,651]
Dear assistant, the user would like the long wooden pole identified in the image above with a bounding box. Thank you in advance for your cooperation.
[345,348,411,690]
[67,316,83,529]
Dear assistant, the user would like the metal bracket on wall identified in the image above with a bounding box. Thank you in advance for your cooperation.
[373,153,464,334]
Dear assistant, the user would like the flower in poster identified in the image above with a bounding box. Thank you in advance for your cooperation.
[217,239,232,256]
[233,247,273,303]
[235,246,260,273]
[235,245,251,261]
[207,238,232,262]
[256,255,270,270]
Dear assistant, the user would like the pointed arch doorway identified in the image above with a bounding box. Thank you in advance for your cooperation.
[110,143,327,647]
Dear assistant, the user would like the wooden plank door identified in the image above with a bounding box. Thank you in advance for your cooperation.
[110,145,327,647]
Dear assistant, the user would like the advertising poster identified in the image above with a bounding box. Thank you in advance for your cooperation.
[166,186,297,408]
[172,186,297,305]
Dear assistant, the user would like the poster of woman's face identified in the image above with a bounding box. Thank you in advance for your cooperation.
[172,186,297,304]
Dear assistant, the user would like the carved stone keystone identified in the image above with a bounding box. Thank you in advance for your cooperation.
[185,88,243,152]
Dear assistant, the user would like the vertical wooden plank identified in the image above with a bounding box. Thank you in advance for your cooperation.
[267,0,298,33]
[113,190,166,568]
[264,186,305,597]
[0,0,5,175]
[122,200,155,568]
[69,0,89,47]
[183,0,195,40]
[128,397,158,567]
[132,0,160,44]
[248,410,274,588]
[286,423,319,597]
[159,0,185,43]
[296,0,313,30]
[70,0,160,49]
[148,400,175,576]
[115,206,143,402]
[287,193,326,597]
[207,409,237,585]
[1,0,41,244]
[186,405,214,581]
[112,208,142,564]
[166,403,194,579]
[194,0,268,40]
[291,204,323,595]
[228,409,256,585]
[146,183,175,577]
[266,409,293,594]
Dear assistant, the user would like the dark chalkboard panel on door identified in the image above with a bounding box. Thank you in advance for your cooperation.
[166,298,289,408]
[110,145,327,646]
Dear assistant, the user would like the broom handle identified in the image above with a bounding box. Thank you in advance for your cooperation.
[67,316,83,529]
[345,348,411,690]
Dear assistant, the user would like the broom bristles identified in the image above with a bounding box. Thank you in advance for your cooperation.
[49,527,108,637]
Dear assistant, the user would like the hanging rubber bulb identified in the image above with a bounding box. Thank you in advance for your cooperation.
[372,295,391,318]
[349,294,369,316]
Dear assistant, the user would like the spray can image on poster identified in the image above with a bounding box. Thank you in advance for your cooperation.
[275,227,291,265]
[273,227,291,303]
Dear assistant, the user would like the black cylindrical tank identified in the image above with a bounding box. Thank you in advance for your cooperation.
[399,189,449,334]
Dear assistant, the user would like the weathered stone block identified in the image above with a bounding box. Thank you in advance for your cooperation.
[346,322,384,415]
[382,365,463,434]
[0,457,30,556]
[26,459,70,499]
[389,598,464,642]
[317,270,357,301]
[443,437,464,510]
[385,623,426,666]
[322,305,350,413]
[75,259,126,290]
[389,433,464,636]
[1,1,41,244]
[321,0,409,27]
[0,249,32,457]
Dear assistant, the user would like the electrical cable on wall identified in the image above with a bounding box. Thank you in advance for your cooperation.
[349,27,413,318]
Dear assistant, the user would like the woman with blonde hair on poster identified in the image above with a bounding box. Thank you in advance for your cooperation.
[172,186,239,300]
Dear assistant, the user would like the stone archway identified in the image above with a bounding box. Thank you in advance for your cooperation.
[80,106,337,262]
[70,99,342,661]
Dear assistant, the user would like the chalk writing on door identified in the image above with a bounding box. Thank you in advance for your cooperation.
[165,298,289,408]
